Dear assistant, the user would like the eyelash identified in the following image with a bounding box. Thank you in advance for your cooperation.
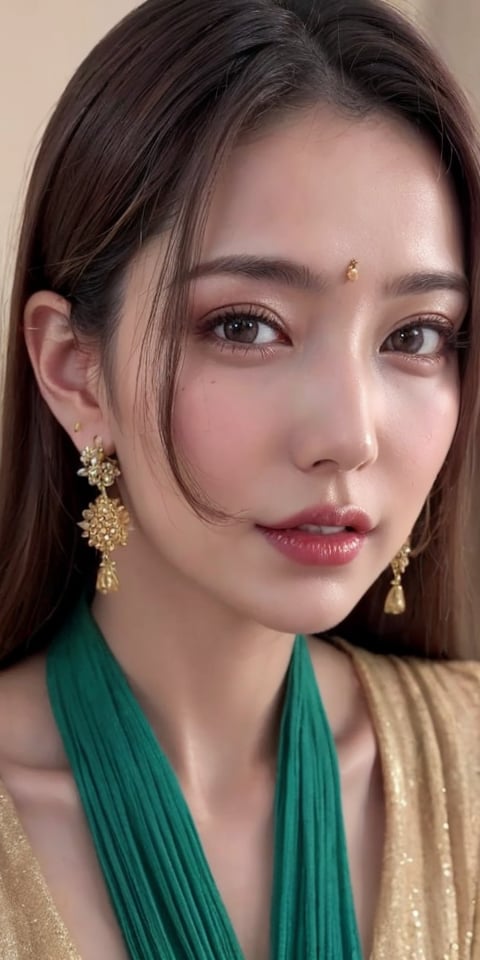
[196,306,462,361]
[197,305,286,359]
[381,317,461,360]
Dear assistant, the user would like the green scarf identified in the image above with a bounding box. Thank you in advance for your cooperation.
[47,600,363,959]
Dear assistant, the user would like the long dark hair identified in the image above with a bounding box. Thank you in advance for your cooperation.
[1,0,480,665]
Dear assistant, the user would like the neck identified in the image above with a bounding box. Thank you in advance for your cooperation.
[92,553,295,800]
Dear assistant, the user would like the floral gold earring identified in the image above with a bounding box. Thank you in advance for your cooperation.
[77,436,130,594]
[384,538,411,615]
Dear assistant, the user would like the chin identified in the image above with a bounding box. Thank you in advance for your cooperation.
[229,557,385,637]
[248,594,361,638]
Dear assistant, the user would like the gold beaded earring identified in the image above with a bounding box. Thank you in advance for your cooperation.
[384,538,411,615]
[77,436,130,594]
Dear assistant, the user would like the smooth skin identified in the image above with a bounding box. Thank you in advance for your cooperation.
[0,107,468,959]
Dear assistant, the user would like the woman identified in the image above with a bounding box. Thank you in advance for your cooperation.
[0,0,478,956]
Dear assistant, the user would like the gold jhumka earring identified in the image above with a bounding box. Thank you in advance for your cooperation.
[77,437,130,594]
[384,538,411,615]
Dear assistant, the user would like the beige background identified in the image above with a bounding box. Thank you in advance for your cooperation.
[1,0,480,315]
[0,1,136,314]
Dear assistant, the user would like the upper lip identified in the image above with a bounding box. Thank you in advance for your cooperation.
[258,505,374,534]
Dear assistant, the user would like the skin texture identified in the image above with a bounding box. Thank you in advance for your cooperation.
[0,107,468,959]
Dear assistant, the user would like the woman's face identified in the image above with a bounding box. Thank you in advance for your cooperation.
[107,108,467,634]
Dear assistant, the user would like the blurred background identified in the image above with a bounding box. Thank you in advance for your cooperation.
[1,0,480,309]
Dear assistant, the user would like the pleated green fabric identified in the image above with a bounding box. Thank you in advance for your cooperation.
[46,600,363,960]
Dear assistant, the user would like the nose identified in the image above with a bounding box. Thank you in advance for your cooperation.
[288,352,379,474]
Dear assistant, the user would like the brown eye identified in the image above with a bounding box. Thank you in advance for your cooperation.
[383,325,443,356]
[222,317,259,343]
[213,314,279,345]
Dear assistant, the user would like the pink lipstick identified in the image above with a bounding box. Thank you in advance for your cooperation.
[256,505,372,567]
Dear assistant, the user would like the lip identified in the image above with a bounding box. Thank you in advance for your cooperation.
[255,504,372,568]
[258,504,374,534]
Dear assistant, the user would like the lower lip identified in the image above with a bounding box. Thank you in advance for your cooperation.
[257,527,366,567]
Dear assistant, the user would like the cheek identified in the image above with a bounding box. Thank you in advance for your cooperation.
[385,370,460,494]
[173,368,273,500]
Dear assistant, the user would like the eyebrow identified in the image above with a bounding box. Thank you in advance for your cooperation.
[183,254,470,299]
[384,270,470,299]
[183,255,328,291]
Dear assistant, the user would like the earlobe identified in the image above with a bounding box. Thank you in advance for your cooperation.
[23,290,113,449]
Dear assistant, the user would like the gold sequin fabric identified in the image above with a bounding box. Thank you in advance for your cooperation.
[0,789,79,958]
[348,648,480,959]
[0,648,479,959]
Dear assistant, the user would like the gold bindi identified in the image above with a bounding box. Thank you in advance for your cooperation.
[346,259,359,281]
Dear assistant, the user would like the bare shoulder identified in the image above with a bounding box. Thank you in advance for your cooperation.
[0,652,66,779]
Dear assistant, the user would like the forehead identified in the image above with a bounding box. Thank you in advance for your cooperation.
[202,107,464,275]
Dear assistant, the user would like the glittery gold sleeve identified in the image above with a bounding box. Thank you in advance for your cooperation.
[0,786,80,958]
[347,648,480,960]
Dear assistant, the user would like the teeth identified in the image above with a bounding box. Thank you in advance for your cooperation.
[297,524,347,534]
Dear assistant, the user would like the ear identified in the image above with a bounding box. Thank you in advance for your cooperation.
[24,291,114,452]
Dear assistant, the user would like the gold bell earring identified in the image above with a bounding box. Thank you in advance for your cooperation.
[77,436,130,594]
[384,538,411,615]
